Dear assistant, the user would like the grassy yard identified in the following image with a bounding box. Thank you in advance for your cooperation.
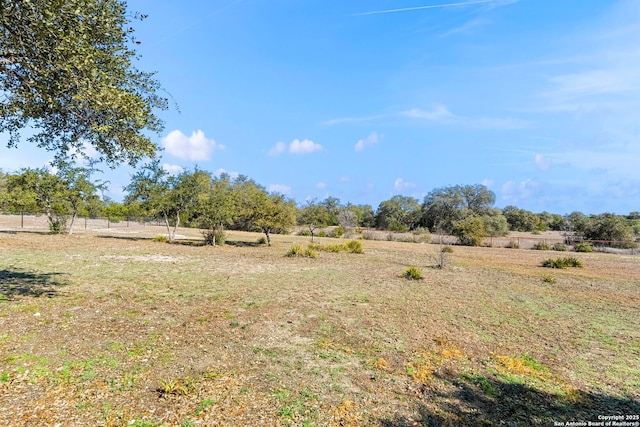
[0,227,638,426]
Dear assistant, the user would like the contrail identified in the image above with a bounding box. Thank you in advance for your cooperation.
[351,0,494,16]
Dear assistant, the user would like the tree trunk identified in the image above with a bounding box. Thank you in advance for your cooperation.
[264,229,272,246]
[162,212,172,242]
[67,211,77,235]
[172,212,181,242]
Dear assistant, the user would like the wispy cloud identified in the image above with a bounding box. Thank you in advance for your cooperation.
[322,114,387,126]
[402,105,528,130]
[351,0,495,17]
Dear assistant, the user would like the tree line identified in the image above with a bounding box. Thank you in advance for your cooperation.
[1,164,638,248]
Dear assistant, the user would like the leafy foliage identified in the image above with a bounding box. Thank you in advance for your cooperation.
[0,0,168,166]
[402,266,423,280]
[541,257,583,269]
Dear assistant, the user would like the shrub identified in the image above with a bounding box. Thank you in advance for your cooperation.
[317,231,328,238]
[541,257,583,269]
[298,229,311,237]
[533,241,550,251]
[304,248,319,259]
[402,266,423,280]
[286,245,303,257]
[153,235,169,243]
[505,240,520,249]
[202,228,226,246]
[552,242,568,251]
[541,274,556,284]
[257,237,267,245]
[330,226,345,238]
[346,240,364,254]
[323,243,344,253]
[574,242,593,252]
[441,246,454,253]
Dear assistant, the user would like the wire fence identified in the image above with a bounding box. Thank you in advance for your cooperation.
[1,212,637,254]
[0,211,163,232]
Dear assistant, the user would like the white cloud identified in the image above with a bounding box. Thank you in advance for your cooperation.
[162,163,184,175]
[270,139,323,156]
[339,176,351,183]
[394,178,416,193]
[316,182,327,189]
[355,132,381,152]
[162,130,223,161]
[268,142,287,157]
[501,179,540,203]
[268,184,292,195]
[535,154,552,171]
[290,139,322,154]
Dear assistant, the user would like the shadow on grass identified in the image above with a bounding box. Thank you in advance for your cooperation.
[379,373,640,426]
[0,268,69,300]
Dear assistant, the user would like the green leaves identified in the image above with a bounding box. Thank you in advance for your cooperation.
[0,0,167,166]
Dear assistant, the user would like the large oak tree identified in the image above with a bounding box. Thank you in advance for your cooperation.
[0,0,167,166]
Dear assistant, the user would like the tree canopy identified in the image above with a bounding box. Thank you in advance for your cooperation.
[0,0,167,166]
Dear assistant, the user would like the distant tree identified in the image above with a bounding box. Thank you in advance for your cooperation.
[298,201,331,242]
[584,213,636,249]
[345,204,375,228]
[481,210,510,237]
[422,184,496,233]
[503,206,545,232]
[239,188,296,246]
[124,160,182,241]
[375,195,421,232]
[196,173,236,246]
[0,0,168,166]
[564,211,590,243]
[337,208,358,234]
[452,216,486,246]
[7,164,102,233]
[320,197,342,226]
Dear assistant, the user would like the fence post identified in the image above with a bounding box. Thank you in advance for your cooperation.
[107,218,110,229]
[20,210,24,228]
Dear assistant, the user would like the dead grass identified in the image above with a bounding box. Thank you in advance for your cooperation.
[0,226,638,426]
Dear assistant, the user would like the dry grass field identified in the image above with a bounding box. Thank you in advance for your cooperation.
[0,225,638,426]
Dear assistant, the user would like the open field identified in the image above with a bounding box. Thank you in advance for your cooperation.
[0,226,639,426]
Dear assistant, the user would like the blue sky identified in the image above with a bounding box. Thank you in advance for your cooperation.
[2,0,640,215]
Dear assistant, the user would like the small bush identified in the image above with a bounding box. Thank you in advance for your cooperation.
[533,241,550,251]
[202,228,226,246]
[304,248,319,259]
[552,242,568,251]
[317,231,328,238]
[541,257,583,269]
[441,246,454,253]
[298,229,311,237]
[541,274,557,284]
[330,226,345,238]
[346,240,364,254]
[402,266,423,280]
[505,240,520,249]
[323,243,344,253]
[286,245,303,257]
[153,235,169,243]
[574,242,593,252]
[257,237,267,245]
